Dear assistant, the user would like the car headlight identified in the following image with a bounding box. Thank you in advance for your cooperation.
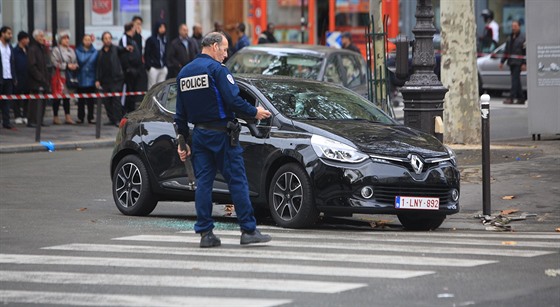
[445,145,457,165]
[311,135,368,163]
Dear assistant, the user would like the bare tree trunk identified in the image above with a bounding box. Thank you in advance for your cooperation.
[440,0,480,144]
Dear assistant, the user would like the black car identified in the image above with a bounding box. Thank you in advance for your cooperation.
[111,75,460,230]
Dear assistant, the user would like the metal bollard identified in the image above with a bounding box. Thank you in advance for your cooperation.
[480,94,491,215]
[34,88,44,142]
[95,88,103,139]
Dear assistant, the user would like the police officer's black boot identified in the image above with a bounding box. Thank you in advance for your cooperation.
[240,229,272,245]
[200,230,221,248]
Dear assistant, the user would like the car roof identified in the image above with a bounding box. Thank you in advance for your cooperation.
[234,44,359,57]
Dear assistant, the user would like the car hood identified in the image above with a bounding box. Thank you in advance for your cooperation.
[300,120,448,159]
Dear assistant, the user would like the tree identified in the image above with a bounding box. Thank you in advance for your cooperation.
[440,0,481,144]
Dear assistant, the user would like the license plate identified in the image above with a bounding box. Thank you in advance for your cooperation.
[395,196,440,210]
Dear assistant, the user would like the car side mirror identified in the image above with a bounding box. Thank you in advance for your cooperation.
[237,118,270,139]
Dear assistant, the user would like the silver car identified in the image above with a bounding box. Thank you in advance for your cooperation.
[477,43,527,94]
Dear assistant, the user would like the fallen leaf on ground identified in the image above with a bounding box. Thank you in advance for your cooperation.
[556,228,560,232]
[369,220,392,228]
[501,241,517,245]
[502,195,515,200]
[500,209,519,215]
[77,208,87,211]
[224,205,234,212]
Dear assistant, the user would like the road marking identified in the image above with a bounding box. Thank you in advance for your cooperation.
[182,230,560,249]
[0,290,290,307]
[0,254,434,279]
[0,270,365,293]
[253,227,560,240]
[113,235,556,258]
[42,243,497,267]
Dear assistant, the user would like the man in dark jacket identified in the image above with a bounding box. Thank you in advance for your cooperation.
[499,20,526,104]
[258,23,278,44]
[191,23,203,52]
[13,31,29,125]
[26,29,50,127]
[119,22,143,113]
[167,23,199,79]
[96,31,124,126]
[341,32,361,55]
[0,26,17,130]
[144,21,167,89]
[232,23,250,55]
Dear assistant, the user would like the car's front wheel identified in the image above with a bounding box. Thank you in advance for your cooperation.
[397,213,446,231]
[269,163,318,228]
[112,155,158,216]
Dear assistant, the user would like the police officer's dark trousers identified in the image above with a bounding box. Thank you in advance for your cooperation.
[191,127,257,234]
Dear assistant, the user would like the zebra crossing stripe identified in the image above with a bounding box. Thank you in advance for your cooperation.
[254,227,560,240]
[0,290,290,307]
[113,235,556,258]
[184,230,560,249]
[0,254,435,279]
[0,270,366,293]
[42,243,497,267]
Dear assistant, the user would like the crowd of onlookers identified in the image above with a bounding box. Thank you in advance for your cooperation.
[0,18,279,131]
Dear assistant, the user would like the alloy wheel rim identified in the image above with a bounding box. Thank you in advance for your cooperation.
[272,171,303,221]
[115,162,142,208]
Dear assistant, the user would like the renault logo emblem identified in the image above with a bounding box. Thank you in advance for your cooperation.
[408,154,424,174]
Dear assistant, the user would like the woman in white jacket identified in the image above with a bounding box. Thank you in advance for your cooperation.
[51,31,78,124]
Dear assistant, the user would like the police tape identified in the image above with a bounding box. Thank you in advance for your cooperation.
[0,91,147,100]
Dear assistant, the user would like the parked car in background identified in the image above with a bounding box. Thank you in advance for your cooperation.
[226,44,369,97]
[477,43,527,94]
[110,75,460,230]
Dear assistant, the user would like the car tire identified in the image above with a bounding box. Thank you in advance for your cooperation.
[397,213,446,231]
[112,155,158,216]
[269,163,318,228]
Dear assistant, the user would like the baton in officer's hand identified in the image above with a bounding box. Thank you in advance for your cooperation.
[177,134,196,190]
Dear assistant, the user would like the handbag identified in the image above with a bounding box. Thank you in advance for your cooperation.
[65,69,79,89]
[51,68,65,96]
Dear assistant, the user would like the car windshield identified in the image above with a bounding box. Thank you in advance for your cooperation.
[228,51,322,80]
[252,79,396,124]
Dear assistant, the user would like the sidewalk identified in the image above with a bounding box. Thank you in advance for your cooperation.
[0,104,118,153]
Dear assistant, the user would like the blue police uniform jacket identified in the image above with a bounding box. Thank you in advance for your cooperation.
[174,54,257,137]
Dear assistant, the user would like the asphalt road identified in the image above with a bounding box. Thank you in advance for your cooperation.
[1,148,559,306]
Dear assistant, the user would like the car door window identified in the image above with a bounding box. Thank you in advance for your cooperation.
[340,54,364,88]
[324,56,343,83]
[159,83,177,113]
[239,88,271,127]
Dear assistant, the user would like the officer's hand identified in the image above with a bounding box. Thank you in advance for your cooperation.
[255,106,271,120]
[177,144,191,162]
[498,63,503,70]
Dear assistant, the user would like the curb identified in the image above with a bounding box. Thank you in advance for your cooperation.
[0,139,115,154]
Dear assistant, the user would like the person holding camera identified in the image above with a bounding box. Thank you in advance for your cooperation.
[175,32,272,248]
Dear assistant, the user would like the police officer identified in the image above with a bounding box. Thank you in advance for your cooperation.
[175,32,272,248]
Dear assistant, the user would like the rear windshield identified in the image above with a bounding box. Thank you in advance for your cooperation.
[227,51,323,80]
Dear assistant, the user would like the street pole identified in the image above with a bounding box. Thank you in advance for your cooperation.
[480,94,491,215]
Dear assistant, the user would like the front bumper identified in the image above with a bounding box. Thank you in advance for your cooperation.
[311,157,460,215]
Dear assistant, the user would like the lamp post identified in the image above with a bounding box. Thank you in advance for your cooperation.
[400,0,448,142]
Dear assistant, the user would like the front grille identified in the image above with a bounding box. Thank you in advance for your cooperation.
[374,186,451,205]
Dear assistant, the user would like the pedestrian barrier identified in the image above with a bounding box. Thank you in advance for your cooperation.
[0,91,146,100]
[1,90,147,144]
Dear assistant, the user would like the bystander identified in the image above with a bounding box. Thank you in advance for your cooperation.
[0,26,17,130]
[499,20,526,105]
[12,31,29,126]
[75,34,98,124]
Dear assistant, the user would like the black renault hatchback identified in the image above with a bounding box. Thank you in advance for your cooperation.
[111,75,460,230]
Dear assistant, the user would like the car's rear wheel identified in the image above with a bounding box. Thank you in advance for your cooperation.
[269,163,318,228]
[112,155,158,216]
[397,213,446,231]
